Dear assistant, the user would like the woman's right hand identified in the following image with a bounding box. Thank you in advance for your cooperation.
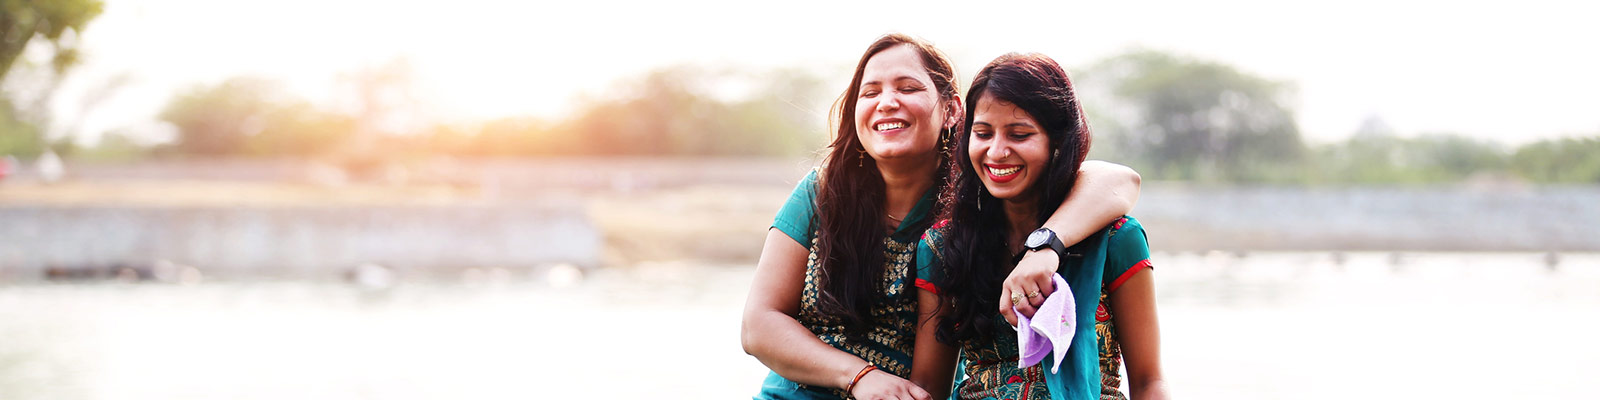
[849,369,933,400]
[999,249,1058,326]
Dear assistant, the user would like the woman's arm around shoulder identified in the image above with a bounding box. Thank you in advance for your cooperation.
[1000,160,1142,325]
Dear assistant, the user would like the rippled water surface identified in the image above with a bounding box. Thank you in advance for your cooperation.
[2,252,1597,399]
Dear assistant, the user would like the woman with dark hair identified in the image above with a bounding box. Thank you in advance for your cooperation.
[742,35,1143,400]
[910,53,1169,400]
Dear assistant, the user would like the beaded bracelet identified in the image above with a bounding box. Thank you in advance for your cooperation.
[845,364,878,394]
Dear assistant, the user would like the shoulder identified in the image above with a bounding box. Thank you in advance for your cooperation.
[914,219,952,290]
[1107,216,1144,239]
[1105,216,1149,256]
[772,169,824,248]
[918,219,952,258]
[794,168,821,195]
[1103,216,1152,291]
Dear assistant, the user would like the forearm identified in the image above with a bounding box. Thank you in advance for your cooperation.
[909,290,957,399]
[1130,378,1172,400]
[1043,160,1140,242]
[743,310,870,389]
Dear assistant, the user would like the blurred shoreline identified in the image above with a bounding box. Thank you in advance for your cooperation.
[2,157,1597,283]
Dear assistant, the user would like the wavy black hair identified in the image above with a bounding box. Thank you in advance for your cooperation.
[812,34,961,334]
[935,53,1092,345]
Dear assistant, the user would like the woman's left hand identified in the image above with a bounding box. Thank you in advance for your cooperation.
[998,250,1058,327]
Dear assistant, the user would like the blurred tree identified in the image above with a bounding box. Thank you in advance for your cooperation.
[0,97,44,157]
[0,0,103,158]
[0,0,101,82]
[562,65,825,157]
[245,101,355,156]
[1306,116,1409,183]
[1306,116,1513,184]
[1080,50,1305,182]
[160,77,352,157]
[1510,135,1600,183]
[335,59,421,155]
[1401,134,1508,181]
[159,78,280,155]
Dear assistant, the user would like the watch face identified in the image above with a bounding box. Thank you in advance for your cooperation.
[1026,229,1049,248]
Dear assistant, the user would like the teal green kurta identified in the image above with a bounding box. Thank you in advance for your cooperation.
[755,170,937,399]
[916,217,1153,400]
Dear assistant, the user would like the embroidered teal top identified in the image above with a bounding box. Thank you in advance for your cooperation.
[756,169,938,399]
[916,217,1152,400]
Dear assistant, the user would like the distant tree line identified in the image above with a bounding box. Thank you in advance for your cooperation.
[4,25,1597,184]
[1076,50,1600,184]
[139,64,830,160]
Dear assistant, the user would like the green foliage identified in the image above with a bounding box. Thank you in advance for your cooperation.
[151,66,828,159]
[1308,130,1510,184]
[561,66,824,156]
[1,0,103,157]
[1,0,104,81]
[0,97,43,157]
[159,77,353,156]
[1080,50,1304,182]
[1510,136,1600,183]
[125,52,1597,187]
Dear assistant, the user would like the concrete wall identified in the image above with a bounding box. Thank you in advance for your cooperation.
[3,159,1597,281]
[1135,184,1600,252]
[0,201,600,281]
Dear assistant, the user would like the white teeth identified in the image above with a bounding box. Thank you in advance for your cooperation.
[989,166,1021,176]
[875,122,906,131]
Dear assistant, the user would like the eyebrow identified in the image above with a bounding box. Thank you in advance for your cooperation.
[971,121,1038,129]
[862,75,925,86]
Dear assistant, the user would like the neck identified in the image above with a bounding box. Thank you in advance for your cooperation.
[877,155,938,220]
[1002,195,1039,253]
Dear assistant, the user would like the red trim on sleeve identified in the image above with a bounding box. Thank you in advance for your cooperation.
[1106,259,1153,292]
[914,278,940,294]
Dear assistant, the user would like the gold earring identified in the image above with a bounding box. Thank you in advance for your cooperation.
[858,148,866,167]
[940,128,952,158]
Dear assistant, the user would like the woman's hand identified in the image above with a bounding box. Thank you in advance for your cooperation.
[849,369,933,400]
[999,249,1057,326]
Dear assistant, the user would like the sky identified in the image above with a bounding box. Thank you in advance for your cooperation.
[21,0,1600,147]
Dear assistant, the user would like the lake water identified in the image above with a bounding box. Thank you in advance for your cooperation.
[2,251,1597,399]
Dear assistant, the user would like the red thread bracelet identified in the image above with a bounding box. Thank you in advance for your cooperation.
[846,364,878,394]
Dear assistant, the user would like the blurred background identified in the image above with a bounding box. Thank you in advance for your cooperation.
[2,0,1598,398]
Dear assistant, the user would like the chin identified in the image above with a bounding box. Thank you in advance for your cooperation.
[981,185,1012,200]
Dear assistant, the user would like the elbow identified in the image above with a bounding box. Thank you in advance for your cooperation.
[740,312,763,356]
[740,327,757,356]
[1115,164,1141,211]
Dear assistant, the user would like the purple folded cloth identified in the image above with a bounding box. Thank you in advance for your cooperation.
[1012,273,1075,373]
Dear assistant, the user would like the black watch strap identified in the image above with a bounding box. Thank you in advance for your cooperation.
[1034,229,1067,257]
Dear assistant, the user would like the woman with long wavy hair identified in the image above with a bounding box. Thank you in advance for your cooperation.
[910,53,1169,400]
[741,35,1143,400]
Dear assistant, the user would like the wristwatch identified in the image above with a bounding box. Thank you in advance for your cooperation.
[1024,227,1068,257]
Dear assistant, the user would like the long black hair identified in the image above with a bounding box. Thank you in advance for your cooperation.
[935,53,1092,345]
[812,34,961,334]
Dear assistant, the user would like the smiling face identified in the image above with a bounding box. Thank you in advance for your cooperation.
[968,92,1052,201]
[854,45,953,164]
